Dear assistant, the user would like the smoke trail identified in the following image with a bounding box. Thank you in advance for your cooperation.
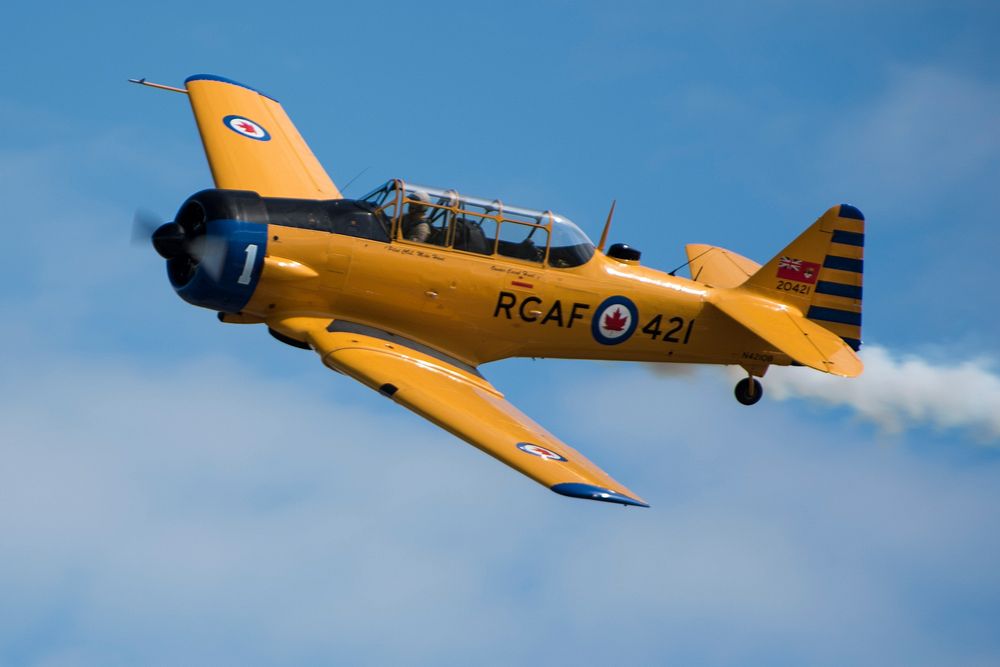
[766,345,1000,441]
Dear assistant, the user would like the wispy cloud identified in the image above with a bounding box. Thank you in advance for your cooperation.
[824,66,1000,213]
[5,349,1000,666]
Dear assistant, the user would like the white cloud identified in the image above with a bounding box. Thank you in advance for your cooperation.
[3,350,1000,665]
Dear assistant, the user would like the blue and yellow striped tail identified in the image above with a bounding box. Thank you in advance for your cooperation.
[743,204,864,353]
[808,205,864,351]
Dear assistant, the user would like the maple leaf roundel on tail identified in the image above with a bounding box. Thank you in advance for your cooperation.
[591,296,639,345]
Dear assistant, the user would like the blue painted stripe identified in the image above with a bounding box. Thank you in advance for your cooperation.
[551,483,649,507]
[832,230,865,247]
[839,204,865,221]
[184,74,278,102]
[842,337,862,351]
[824,255,864,273]
[808,306,862,326]
[816,281,863,299]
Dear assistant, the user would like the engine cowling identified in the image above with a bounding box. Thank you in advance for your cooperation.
[162,190,269,313]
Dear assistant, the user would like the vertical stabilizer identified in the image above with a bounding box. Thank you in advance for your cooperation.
[743,204,864,351]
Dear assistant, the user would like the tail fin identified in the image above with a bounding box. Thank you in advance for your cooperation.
[743,204,864,352]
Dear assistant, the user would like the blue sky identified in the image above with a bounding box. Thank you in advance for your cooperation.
[2,1,999,665]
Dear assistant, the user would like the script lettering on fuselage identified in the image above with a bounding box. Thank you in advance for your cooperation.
[386,245,446,261]
[490,266,540,279]
[493,291,591,328]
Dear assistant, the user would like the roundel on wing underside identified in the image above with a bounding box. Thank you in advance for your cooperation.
[591,296,639,345]
[516,442,567,462]
[222,115,271,141]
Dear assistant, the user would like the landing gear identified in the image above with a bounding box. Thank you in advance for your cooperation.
[734,377,763,406]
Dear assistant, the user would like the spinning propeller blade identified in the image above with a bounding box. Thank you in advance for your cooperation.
[131,208,163,246]
[189,234,229,281]
[133,206,226,278]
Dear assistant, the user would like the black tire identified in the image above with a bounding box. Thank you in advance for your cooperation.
[734,377,763,406]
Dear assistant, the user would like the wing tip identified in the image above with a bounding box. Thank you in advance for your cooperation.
[184,74,278,102]
[551,483,649,508]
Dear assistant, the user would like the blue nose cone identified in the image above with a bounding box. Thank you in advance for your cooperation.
[173,219,269,313]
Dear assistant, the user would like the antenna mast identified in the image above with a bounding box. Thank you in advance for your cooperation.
[597,200,616,252]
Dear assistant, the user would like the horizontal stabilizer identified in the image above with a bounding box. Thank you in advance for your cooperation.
[686,244,761,287]
[711,292,863,377]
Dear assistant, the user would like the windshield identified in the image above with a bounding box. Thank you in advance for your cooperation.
[547,211,595,268]
[360,180,595,268]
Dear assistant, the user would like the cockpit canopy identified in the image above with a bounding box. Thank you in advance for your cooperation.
[360,180,595,268]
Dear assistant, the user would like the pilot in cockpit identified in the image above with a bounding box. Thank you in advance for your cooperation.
[401,191,432,243]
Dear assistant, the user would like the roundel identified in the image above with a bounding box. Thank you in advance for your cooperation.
[222,115,271,141]
[516,442,567,462]
[591,295,639,345]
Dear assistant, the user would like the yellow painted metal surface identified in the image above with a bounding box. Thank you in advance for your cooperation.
[685,244,761,287]
[270,317,647,504]
[227,207,865,503]
[185,76,342,199]
[710,292,862,376]
[247,237,734,367]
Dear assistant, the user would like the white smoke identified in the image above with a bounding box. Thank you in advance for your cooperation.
[766,345,1000,441]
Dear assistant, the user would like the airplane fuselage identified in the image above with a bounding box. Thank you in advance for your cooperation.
[162,188,786,372]
[241,219,779,369]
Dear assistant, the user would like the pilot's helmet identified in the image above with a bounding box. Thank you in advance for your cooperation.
[409,191,431,206]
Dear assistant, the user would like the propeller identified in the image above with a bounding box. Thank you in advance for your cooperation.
[131,208,163,246]
[132,208,186,259]
[151,222,188,260]
[189,234,229,281]
[131,204,228,280]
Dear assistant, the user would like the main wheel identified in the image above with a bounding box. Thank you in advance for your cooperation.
[734,377,763,406]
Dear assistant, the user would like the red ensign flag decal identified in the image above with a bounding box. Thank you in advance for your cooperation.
[776,256,820,284]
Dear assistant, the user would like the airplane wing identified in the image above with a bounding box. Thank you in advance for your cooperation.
[184,74,342,199]
[272,317,648,507]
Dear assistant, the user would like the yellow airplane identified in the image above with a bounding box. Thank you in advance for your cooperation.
[132,74,864,508]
